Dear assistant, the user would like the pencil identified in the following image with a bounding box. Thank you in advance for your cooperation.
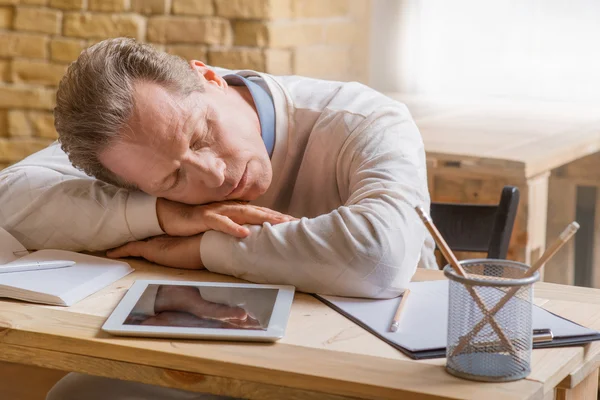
[528,221,580,276]
[450,221,580,356]
[414,205,519,356]
[390,289,410,332]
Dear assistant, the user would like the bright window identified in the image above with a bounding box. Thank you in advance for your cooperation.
[371,0,600,102]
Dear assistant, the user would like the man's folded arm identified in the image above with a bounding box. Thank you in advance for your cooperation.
[0,164,163,251]
[201,109,432,299]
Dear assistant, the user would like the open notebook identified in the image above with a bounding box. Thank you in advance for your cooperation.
[316,280,600,359]
[0,249,133,306]
[0,227,133,306]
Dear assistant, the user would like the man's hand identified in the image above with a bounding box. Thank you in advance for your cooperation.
[107,234,204,269]
[157,198,295,238]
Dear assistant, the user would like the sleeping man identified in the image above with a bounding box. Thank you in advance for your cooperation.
[0,38,435,399]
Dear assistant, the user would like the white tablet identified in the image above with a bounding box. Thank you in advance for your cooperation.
[102,280,295,342]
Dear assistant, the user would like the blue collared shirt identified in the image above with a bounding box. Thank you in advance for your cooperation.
[223,74,276,158]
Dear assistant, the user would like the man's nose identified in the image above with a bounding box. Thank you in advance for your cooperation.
[188,153,226,188]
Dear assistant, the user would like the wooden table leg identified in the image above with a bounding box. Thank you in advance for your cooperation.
[555,369,599,400]
[523,171,550,267]
[548,152,600,287]
[544,174,577,285]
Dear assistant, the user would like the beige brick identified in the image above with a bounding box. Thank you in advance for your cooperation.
[233,21,268,47]
[215,0,291,19]
[271,23,325,47]
[10,110,56,138]
[0,111,7,137]
[7,110,33,137]
[209,48,264,71]
[0,60,9,82]
[166,44,207,61]
[0,138,52,162]
[148,16,231,45]
[89,0,129,12]
[206,48,291,74]
[234,21,324,48]
[172,0,212,16]
[12,59,67,86]
[0,33,48,59]
[49,0,84,10]
[85,38,105,47]
[0,6,12,29]
[131,0,170,15]
[64,12,146,39]
[21,0,49,5]
[0,85,56,109]
[265,48,292,74]
[50,38,86,62]
[326,21,357,45]
[14,6,61,34]
[293,47,350,79]
[31,111,57,138]
[293,0,349,18]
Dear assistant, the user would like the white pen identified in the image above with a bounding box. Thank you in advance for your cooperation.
[0,260,76,274]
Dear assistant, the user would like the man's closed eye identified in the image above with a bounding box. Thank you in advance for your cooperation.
[190,139,202,151]
[167,168,183,191]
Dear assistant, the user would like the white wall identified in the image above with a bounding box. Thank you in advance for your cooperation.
[369,0,405,92]
[370,0,600,102]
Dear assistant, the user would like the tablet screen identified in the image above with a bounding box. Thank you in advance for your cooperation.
[123,284,279,331]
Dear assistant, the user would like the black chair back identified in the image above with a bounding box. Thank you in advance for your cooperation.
[430,186,519,263]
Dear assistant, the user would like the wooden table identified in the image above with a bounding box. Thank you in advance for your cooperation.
[387,94,600,285]
[1,260,600,400]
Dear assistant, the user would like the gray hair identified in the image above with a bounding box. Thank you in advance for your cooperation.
[54,37,204,187]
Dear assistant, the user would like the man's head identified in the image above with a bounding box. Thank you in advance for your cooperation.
[55,37,272,204]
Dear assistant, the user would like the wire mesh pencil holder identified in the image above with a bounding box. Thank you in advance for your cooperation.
[444,259,539,382]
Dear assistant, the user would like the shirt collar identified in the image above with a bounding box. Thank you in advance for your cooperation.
[223,74,276,158]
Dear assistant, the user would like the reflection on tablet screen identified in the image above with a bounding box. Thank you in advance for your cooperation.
[123,284,279,331]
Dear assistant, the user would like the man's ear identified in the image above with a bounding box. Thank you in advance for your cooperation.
[190,60,227,89]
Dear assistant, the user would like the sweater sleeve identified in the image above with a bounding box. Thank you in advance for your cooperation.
[0,144,164,251]
[201,108,432,299]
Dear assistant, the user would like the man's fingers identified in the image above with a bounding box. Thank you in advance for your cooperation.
[207,214,250,238]
[251,206,296,221]
[106,241,144,259]
[226,206,293,225]
[254,205,294,218]
[158,198,298,237]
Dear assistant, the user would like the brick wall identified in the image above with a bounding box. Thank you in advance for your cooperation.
[0,0,371,169]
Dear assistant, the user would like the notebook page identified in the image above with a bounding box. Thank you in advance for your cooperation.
[0,249,133,306]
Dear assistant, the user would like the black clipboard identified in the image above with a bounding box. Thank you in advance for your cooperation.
[315,294,600,360]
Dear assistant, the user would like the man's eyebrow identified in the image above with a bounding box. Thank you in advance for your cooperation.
[181,106,205,138]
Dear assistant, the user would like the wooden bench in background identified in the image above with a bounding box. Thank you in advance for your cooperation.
[389,94,600,287]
